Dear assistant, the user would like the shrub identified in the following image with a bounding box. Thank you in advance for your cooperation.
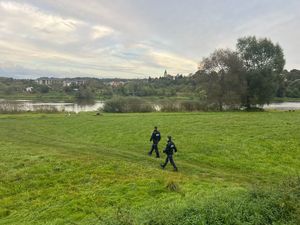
[75,87,95,100]
[159,100,207,112]
[159,101,180,112]
[103,97,154,113]
[179,100,206,111]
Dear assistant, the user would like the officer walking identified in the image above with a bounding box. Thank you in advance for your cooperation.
[148,126,161,158]
[161,136,178,171]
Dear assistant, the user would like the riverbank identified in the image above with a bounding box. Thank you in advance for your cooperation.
[0,112,299,224]
[2,98,300,114]
[272,97,300,102]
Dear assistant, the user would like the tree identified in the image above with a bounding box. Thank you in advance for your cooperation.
[75,86,95,101]
[196,49,245,110]
[38,85,50,93]
[237,36,285,108]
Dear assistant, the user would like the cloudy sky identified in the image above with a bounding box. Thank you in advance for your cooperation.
[0,0,299,78]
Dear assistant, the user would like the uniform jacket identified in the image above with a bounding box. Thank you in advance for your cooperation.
[163,141,177,155]
[150,130,161,144]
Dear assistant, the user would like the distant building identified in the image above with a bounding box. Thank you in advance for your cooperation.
[74,80,86,86]
[163,70,174,80]
[164,70,168,77]
[62,81,72,87]
[25,87,34,92]
[36,77,60,85]
[109,81,125,87]
[36,78,86,87]
[62,80,86,87]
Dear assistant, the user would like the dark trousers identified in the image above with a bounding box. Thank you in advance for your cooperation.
[149,143,160,157]
[162,154,177,170]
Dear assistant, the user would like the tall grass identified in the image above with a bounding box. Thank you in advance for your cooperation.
[159,100,208,112]
[106,177,300,225]
[0,102,59,114]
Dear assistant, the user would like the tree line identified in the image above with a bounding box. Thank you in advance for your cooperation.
[1,36,300,109]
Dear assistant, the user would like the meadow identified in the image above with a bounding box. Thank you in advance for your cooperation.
[0,111,299,224]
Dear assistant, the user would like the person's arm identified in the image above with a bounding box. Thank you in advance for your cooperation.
[150,132,153,141]
[163,143,168,153]
[158,132,161,142]
[173,143,177,153]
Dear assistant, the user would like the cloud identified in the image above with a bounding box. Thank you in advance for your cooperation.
[0,0,299,78]
[92,26,115,40]
[0,1,78,32]
[147,49,197,74]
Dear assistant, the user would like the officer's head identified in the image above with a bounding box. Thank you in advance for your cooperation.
[154,126,157,131]
[167,136,172,141]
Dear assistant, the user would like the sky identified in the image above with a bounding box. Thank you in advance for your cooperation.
[0,0,299,79]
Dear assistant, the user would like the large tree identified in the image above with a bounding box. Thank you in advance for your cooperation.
[237,36,285,108]
[196,49,245,110]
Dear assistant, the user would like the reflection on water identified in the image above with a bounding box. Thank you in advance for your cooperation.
[0,99,104,113]
[1,100,300,113]
[263,102,300,110]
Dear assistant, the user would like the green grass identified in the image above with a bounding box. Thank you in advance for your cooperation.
[0,112,300,224]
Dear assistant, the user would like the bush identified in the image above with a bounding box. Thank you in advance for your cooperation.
[75,87,95,100]
[159,100,207,112]
[179,100,206,111]
[39,85,50,93]
[159,101,180,112]
[103,97,154,113]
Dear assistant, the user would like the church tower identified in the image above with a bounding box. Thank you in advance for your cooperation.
[164,70,168,77]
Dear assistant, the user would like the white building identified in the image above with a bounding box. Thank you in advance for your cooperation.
[36,78,58,85]
[25,87,34,92]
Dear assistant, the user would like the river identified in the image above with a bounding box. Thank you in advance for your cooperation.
[1,100,300,113]
[0,99,104,113]
[263,102,300,110]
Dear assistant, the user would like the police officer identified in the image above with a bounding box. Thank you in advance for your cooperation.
[148,126,161,158]
[161,136,178,171]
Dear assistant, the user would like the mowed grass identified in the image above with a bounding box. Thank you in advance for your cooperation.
[0,112,299,224]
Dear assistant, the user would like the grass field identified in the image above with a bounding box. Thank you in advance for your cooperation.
[0,112,300,224]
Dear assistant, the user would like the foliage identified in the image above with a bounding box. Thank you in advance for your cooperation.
[196,49,245,110]
[37,85,50,93]
[237,36,285,107]
[277,69,300,98]
[75,86,95,100]
[103,96,154,112]
[159,100,207,112]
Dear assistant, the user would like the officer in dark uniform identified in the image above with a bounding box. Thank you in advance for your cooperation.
[148,126,161,158]
[161,136,178,171]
